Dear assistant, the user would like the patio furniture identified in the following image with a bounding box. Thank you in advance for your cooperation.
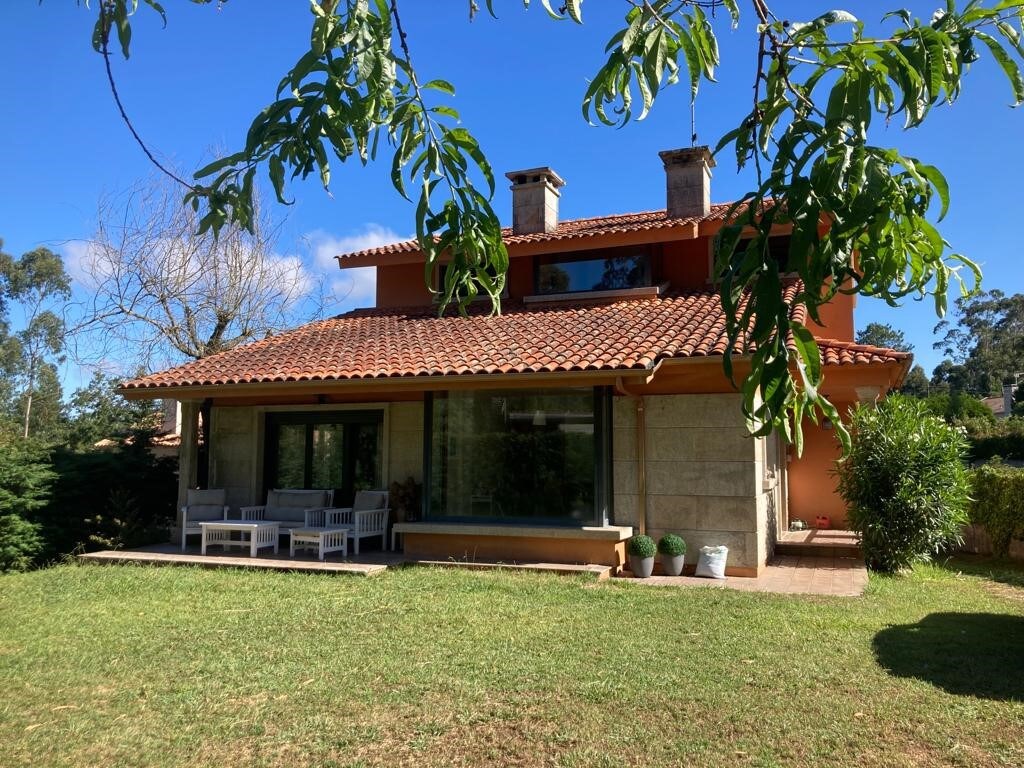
[312,490,389,555]
[239,489,335,533]
[199,520,280,557]
[290,524,349,560]
[180,488,230,551]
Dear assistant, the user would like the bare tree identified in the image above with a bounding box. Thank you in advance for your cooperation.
[72,173,326,370]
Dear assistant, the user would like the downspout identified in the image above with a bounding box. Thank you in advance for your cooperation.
[615,377,647,536]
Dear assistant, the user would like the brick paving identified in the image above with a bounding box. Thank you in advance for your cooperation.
[618,555,869,597]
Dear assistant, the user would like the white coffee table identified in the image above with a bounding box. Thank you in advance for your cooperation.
[200,520,280,557]
[290,527,349,560]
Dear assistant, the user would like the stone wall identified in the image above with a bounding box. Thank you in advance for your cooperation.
[613,393,773,573]
[209,406,260,513]
[388,401,424,485]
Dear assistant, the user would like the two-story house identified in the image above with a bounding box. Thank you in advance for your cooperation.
[121,147,911,576]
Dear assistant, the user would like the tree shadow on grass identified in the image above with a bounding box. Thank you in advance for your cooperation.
[873,613,1024,701]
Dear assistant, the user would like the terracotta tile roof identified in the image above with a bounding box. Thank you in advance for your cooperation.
[815,339,912,366]
[337,205,738,261]
[121,285,907,393]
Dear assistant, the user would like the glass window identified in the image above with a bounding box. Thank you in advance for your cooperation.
[265,411,383,506]
[425,388,610,525]
[535,248,651,295]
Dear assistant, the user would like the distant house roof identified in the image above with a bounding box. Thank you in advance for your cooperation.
[121,284,909,393]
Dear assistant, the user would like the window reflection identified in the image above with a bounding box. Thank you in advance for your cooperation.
[536,251,651,294]
[428,389,606,524]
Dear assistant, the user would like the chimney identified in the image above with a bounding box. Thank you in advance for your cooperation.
[659,146,715,218]
[505,167,565,234]
[1003,384,1014,418]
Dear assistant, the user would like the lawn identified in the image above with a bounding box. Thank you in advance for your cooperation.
[1,560,1022,768]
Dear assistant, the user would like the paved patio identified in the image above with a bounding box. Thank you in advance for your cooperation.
[616,554,869,597]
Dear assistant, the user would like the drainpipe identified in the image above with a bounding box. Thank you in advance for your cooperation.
[615,378,647,536]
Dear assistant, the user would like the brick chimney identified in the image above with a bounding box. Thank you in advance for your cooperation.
[659,146,715,218]
[505,167,565,234]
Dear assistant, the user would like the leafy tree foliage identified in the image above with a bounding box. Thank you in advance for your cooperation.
[73,1,1024,450]
[899,364,931,398]
[34,437,177,560]
[923,391,996,422]
[65,372,161,449]
[0,435,55,520]
[837,395,971,573]
[934,290,1024,395]
[856,322,913,352]
[0,245,71,438]
[969,463,1024,557]
[0,513,43,573]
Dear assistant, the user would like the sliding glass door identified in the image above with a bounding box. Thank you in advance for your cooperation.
[265,411,383,506]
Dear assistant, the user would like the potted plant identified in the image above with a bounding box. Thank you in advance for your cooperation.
[627,534,656,578]
[657,533,687,576]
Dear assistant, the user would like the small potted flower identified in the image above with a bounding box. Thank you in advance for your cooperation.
[657,533,687,577]
[627,534,656,578]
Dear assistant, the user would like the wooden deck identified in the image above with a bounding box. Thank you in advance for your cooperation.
[78,543,614,579]
[79,543,402,576]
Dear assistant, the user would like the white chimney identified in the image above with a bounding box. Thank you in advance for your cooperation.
[659,146,715,218]
[505,167,565,234]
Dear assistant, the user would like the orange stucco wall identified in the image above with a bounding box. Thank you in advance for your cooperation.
[807,292,856,342]
[376,257,536,306]
[403,533,627,570]
[786,401,855,529]
[376,262,433,307]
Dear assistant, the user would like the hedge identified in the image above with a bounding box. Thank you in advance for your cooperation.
[962,417,1024,462]
[969,463,1024,557]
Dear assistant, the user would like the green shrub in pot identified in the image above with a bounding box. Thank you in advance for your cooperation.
[657,533,687,576]
[627,534,656,578]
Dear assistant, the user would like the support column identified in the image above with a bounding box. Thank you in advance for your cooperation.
[176,400,201,530]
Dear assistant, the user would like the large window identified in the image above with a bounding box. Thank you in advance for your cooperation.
[425,388,611,525]
[265,411,383,506]
[535,247,652,295]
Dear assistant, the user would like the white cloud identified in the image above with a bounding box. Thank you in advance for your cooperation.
[303,224,409,313]
[62,239,103,288]
[306,224,406,270]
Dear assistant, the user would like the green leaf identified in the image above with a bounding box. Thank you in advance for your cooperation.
[977,32,1024,105]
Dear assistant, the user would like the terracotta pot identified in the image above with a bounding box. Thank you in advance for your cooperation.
[629,554,655,578]
[661,553,685,577]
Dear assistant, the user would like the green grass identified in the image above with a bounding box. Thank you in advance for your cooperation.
[1,559,1022,768]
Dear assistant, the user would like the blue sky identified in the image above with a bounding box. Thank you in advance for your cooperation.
[2,1,1022,387]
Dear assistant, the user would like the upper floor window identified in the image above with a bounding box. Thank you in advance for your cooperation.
[535,247,653,295]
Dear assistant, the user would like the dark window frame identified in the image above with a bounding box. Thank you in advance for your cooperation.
[263,410,384,505]
[422,387,612,527]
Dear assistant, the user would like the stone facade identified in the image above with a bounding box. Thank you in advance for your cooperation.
[612,393,778,573]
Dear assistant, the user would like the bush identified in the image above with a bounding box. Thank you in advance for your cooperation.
[969,463,1024,557]
[657,533,686,556]
[34,434,177,558]
[627,534,656,558]
[0,514,43,572]
[960,416,1024,462]
[836,395,972,573]
[923,392,995,423]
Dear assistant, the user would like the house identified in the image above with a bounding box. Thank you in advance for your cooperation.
[120,147,911,576]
